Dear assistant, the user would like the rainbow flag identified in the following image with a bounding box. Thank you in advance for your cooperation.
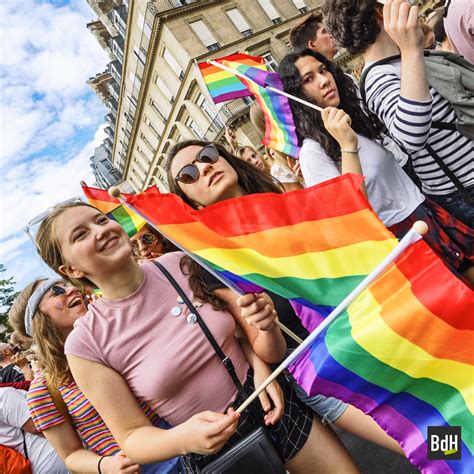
[81,184,146,237]
[198,53,263,103]
[199,54,300,158]
[128,175,474,473]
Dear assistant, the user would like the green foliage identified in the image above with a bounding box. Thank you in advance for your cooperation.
[0,264,19,343]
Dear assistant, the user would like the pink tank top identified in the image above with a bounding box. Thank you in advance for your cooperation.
[65,252,249,426]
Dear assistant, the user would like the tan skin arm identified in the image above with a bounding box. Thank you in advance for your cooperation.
[21,418,41,435]
[67,355,239,465]
[215,288,287,364]
[41,420,139,473]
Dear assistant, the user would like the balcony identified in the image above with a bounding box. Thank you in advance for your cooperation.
[202,98,251,141]
[104,126,114,140]
[108,59,122,83]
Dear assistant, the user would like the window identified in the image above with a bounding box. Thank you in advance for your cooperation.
[190,20,220,51]
[137,13,152,39]
[163,47,184,78]
[185,116,204,139]
[292,0,308,13]
[129,70,142,86]
[149,98,166,122]
[133,45,147,64]
[262,52,278,71]
[155,76,174,103]
[258,0,282,23]
[196,92,224,127]
[137,145,151,164]
[226,8,253,37]
[140,132,157,153]
[145,116,161,139]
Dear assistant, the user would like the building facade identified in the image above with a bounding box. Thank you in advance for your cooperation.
[87,0,320,193]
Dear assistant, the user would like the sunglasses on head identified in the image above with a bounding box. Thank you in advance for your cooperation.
[175,144,220,184]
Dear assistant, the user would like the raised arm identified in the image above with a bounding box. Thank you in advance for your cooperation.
[67,355,239,465]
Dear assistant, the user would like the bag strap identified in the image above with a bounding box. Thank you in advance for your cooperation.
[425,143,473,203]
[21,430,28,460]
[153,261,249,402]
[44,374,73,424]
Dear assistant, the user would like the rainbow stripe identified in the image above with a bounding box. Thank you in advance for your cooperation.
[199,53,300,158]
[128,175,474,473]
[198,53,263,103]
[81,184,146,237]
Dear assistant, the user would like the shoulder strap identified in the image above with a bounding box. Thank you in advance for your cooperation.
[44,374,73,424]
[153,261,249,402]
[21,430,28,460]
[359,54,401,104]
[425,144,473,203]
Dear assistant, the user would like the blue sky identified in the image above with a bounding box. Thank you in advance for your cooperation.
[0,0,109,289]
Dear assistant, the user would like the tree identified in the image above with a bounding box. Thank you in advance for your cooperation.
[0,264,19,342]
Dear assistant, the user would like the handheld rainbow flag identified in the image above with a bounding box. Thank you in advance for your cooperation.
[127,175,474,473]
[81,184,146,237]
[199,53,300,158]
[198,53,264,103]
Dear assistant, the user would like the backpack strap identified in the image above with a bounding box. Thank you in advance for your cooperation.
[425,143,473,203]
[44,374,73,424]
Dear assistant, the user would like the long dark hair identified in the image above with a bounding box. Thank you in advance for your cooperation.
[165,140,284,309]
[279,49,383,161]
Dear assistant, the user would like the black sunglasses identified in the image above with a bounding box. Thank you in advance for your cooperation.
[50,285,66,295]
[175,144,220,184]
[138,232,156,245]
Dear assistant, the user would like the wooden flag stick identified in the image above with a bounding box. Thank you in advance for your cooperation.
[207,60,323,112]
[108,187,302,344]
[236,221,428,413]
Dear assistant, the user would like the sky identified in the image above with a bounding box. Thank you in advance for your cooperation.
[0,0,109,290]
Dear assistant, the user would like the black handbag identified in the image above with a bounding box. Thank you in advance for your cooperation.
[153,262,286,474]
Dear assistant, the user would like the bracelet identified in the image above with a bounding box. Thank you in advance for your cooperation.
[340,147,361,154]
[97,455,107,474]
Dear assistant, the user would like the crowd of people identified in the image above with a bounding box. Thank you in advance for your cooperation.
[2,0,472,472]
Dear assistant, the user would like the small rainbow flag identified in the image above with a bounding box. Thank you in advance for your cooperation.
[128,176,474,473]
[81,184,146,237]
[198,53,263,103]
[199,53,300,158]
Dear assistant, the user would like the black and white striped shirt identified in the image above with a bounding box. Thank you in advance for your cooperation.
[364,60,473,196]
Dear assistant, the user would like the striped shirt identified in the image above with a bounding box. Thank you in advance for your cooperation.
[27,372,159,456]
[364,60,473,196]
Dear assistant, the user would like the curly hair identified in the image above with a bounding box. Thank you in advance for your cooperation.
[321,0,381,55]
[165,140,284,310]
[279,49,384,161]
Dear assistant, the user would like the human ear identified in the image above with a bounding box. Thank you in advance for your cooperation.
[59,264,85,280]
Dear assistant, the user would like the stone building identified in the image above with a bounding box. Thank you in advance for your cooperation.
[87,0,320,192]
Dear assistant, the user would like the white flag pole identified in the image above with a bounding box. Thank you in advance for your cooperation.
[208,60,323,112]
[108,187,303,344]
[236,221,428,413]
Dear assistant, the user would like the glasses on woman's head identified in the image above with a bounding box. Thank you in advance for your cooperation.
[24,197,83,245]
[174,144,220,184]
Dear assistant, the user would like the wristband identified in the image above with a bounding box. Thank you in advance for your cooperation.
[340,147,361,154]
[98,455,107,474]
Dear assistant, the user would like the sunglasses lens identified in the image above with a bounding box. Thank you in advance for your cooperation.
[51,285,66,295]
[176,165,200,184]
[198,145,219,164]
[141,233,155,245]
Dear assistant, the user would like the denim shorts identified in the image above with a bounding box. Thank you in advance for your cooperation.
[286,372,348,423]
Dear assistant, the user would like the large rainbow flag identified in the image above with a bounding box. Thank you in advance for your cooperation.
[128,176,474,473]
[198,53,263,103]
[199,53,300,158]
[81,184,146,237]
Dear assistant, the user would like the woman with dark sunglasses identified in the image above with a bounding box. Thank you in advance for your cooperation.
[166,139,406,456]
[131,225,171,261]
[9,279,182,473]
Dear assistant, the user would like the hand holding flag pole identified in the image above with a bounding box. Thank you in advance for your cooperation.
[207,60,323,113]
[235,221,429,414]
[108,186,303,344]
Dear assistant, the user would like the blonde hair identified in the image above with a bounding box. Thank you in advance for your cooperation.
[9,279,72,385]
[36,201,98,289]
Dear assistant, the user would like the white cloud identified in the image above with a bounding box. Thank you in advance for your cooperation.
[0,0,108,165]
